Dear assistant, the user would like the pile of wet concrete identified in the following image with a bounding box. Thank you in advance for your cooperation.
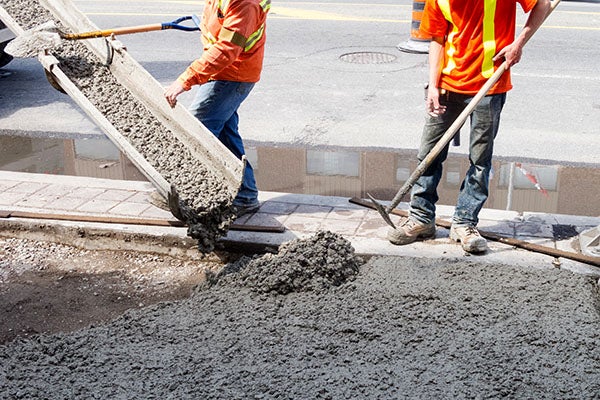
[215,230,363,294]
[1,230,599,398]
[1,0,236,252]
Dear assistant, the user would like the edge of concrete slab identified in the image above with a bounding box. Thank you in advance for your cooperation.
[1,171,599,278]
[2,213,600,279]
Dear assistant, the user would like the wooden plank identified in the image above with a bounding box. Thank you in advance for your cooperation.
[0,209,184,227]
[0,209,285,233]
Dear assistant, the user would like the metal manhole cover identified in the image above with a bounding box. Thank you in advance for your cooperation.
[339,52,397,64]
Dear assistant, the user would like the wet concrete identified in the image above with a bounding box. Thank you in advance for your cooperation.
[215,230,363,295]
[1,0,237,252]
[1,232,599,398]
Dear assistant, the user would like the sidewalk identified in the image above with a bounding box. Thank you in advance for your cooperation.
[1,171,599,276]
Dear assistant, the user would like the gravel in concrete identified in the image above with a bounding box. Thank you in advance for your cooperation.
[1,231,599,399]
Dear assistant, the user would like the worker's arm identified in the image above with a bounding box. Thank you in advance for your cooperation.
[493,0,551,66]
[426,36,446,117]
[164,0,262,107]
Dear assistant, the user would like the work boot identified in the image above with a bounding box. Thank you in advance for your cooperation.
[450,225,488,253]
[387,218,436,245]
[232,202,261,218]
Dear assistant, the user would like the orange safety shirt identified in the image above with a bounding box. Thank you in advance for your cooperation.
[177,0,270,90]
[420,0,538,95]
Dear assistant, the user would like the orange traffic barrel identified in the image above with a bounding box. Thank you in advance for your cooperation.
[397,0,431,54]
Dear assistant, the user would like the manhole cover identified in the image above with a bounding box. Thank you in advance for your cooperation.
[339,52,397,64]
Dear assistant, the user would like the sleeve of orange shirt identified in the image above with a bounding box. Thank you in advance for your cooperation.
[176,0,263,90]
[518,0,539,13]
[419,0,448,39]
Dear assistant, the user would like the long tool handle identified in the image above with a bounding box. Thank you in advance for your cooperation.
[385,0,561,214]
[386,64,507,212]
[63,24,164,40]
[62,15,200,40]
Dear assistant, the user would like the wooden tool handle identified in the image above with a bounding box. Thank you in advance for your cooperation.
[63,23,163,40]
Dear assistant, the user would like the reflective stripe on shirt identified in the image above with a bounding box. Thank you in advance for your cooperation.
[438,0,498,78]
[215,0,270,52]
[437,0,458,76]
[482,0,497,78]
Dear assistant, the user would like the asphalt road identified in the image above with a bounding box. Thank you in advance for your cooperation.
[1,0,599,165]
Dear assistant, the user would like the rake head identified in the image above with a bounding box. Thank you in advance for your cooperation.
[168,185,185,222]
[367,193,396,229]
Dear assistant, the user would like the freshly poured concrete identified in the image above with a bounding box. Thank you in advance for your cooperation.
[1,238,599,398]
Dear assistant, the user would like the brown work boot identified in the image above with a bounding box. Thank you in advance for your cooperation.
[387,218,436,245]
[450,225,488,253]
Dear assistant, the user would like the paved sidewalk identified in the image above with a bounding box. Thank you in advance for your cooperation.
[1,171,599,276]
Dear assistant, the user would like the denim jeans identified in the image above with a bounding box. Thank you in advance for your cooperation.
[189,80,259,206]
[409,91,506,227]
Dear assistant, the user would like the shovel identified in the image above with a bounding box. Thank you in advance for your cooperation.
[6,15,200,58]
[369,0,560,229]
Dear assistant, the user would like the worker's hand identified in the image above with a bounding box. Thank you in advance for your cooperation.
[164,81,186,108]
[426,86,446,117]
[493,42,523,67]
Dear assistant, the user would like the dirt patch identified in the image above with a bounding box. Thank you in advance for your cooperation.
[0,236,221,344]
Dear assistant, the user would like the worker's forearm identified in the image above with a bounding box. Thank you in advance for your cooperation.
[177,42,242,90]
[428,38,444,88]
[515,0,552,48]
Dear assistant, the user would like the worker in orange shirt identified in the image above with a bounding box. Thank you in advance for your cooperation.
[388,0,551,253]
[164,0,271,216]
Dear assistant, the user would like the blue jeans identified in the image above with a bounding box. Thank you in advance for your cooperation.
[189,80,258,206]
[409,91,506,227]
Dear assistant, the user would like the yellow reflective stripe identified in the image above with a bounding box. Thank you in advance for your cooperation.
[260,0,271,12]
[437,0,458,76]
[482,0,497,78]
[203,31,217,45]
[218,0,230,12]
[250,0,270,51]
[244,24,264,51]
[212,0,269,52]
[210,24,264,51]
